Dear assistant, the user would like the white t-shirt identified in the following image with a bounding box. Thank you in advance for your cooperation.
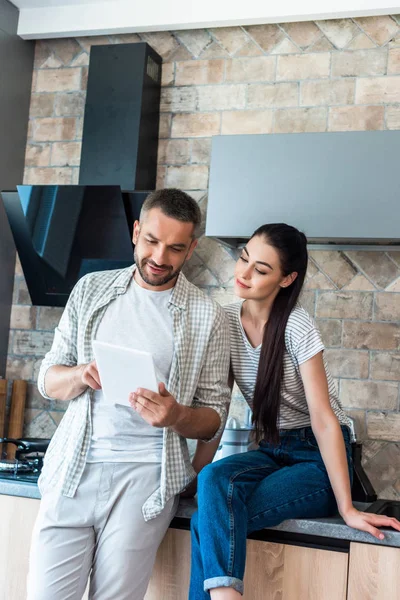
[86,277,174,463]
[225,301,352,431]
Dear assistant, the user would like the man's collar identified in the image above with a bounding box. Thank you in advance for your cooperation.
[111,264,189,310]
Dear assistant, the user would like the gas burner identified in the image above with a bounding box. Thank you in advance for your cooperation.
[0,458,42,474]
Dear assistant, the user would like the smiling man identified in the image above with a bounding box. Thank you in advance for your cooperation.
[27,189,231,600]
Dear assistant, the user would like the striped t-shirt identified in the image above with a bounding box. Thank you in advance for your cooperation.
[225,302,351,431]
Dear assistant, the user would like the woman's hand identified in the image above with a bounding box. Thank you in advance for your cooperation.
[341,506,400,540]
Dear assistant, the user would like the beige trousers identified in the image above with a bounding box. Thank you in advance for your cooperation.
[27,462,178,600]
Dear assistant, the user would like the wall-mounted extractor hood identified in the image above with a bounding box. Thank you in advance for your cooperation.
[206,131,400,249]
[1,186,149,307]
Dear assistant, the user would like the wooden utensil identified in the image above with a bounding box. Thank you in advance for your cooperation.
[0,379,7,456]
[6,380,27,460]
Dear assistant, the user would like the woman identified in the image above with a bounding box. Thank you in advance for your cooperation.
[189,223,400,600]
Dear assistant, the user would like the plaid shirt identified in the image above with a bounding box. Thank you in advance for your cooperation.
[38,266,230,520]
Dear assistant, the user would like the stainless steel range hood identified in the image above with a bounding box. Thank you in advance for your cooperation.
[205,131,400,250]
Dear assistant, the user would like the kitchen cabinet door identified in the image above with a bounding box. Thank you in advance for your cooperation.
[145,528,349,600]
[0,495,40,600]
[348,541,400,600]
[0,495,89,600]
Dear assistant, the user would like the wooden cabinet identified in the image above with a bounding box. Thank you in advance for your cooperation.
[0,495,40,600]
[2,494,400,600]
[0,495,88,600]
[348,541,400,600]
[145,528,349,600]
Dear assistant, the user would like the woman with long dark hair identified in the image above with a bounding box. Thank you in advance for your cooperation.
[189,223,400,600]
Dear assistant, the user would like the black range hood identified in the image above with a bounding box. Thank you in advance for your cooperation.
[2,41,163,307]
[1,186,149,307]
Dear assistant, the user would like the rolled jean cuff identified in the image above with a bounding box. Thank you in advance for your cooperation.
[204,576,244,595]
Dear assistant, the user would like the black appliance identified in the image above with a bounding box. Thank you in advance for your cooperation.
[351,442,377,503]
[0,437,50,483]
[1,186,150,307]
[79,42,162,191]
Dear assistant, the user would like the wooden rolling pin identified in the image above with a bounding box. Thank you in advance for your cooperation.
[6,380,27,460]
[0,379,6,457]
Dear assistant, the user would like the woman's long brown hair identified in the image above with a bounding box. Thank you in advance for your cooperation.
[251,224,308,443]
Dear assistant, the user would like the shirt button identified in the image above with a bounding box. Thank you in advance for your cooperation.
[81,451,85,456]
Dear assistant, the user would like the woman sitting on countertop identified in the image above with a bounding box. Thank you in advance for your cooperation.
[188,223,400,600]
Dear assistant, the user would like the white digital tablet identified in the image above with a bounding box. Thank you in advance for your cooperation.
[92,340,159,407]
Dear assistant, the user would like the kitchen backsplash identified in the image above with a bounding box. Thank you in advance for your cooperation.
[6,15,400,498]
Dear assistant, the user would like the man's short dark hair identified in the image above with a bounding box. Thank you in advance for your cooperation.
[140,188,201,238]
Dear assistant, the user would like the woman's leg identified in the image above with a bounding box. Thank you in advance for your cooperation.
[189,449,280,599]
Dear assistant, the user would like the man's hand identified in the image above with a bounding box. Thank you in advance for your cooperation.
[129,383,183,428]
[80,360,101,391]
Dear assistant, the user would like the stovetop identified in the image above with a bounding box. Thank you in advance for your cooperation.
[0,471,40,484]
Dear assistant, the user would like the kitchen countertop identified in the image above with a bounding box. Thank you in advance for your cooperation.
[1,476,399,550]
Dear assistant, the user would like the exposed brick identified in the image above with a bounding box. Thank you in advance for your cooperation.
[6,357,35,381]
[33,117,77,142]
[301,79,354,106]
[221,110,273,135]
[247,82,298,108]
[243,24,285,53]
[375,293,400,321]
[171,113,220,137]
[191,139,212,164]
[329,106,385,132]
[25,143,51,167]
[273,107,327,133]
[196,85,246,111]
[316,319,342,347]
[340,379,398,410]
[160,87,196,112]
[161,62,174,86]
[175,60,224,85]
[386,106,400,129]
[354,16,399,46]
[158,139,190,164]
[277,53,330,80]
[36,307,64,331]
[325,349,369,378]
[316,292,373,319]
[10,306,36,330]
[331,49,387,77]
[54,92,85,116]
[29,93,55,117]
[51,142,81,166]
[356,77,400,104]
[36,68,82,92]
[388,48,400,74]
[165,165,209,189]
[343,321,400,350]
[281,21,322,49]
[24,167,72,185]
[370,353,400,381]
[316,19,359,49]
[13,331,54,356]
[225,57,275,83]
[367,413,400,442]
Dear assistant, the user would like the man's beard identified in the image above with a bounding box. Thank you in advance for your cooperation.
[134,249,182,287]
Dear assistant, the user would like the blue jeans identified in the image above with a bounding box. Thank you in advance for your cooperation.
[189,426,352,598]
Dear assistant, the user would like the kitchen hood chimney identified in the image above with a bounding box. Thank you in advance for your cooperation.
[79,42,162,191]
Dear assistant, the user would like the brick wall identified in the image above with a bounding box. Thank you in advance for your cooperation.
[7,16,400,498]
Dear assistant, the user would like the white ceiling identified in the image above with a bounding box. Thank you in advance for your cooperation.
[11,0,105,7]
[10,0,400,40]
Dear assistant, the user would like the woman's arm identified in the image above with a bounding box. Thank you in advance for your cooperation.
[301,352,400,539]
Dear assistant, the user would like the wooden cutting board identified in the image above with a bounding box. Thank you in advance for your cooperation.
[6,380,27,460]
[0,379,6,456]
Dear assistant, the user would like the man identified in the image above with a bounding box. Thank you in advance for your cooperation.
[27,189,230,600]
